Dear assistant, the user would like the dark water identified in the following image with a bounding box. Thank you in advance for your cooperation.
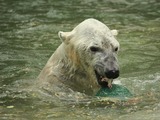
[0,0,160,119]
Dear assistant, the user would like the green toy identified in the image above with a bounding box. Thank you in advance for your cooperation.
[96,84,132,100]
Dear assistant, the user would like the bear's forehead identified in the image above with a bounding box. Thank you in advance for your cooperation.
[85,31,119,50]
[74,24,113,41]
[73,18,119,49]
[74,19,114,40]
[75,23,110,35]
[80,29,114,45]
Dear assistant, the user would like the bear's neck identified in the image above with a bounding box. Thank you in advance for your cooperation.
[38,43,98,95]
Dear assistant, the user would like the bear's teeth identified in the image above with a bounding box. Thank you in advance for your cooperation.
[101,77,107,82]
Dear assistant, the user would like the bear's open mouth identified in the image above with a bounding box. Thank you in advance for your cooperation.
[95,70,113,88]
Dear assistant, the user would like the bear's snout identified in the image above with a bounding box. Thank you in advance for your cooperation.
[105,70,119,79]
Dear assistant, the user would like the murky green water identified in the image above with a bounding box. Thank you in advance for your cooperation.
[0,0,160,119]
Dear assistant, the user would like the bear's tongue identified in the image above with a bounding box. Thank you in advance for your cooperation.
[100,76,113,88]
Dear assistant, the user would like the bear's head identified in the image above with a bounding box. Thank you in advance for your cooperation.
[58,18,119,89]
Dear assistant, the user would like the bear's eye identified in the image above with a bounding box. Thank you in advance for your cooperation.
[115,47,118,52]
[90,46,100,52]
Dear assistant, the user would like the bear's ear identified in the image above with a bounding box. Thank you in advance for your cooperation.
[111,29,118,36]
[58,31,73,44]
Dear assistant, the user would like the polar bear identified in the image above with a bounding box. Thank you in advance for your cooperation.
[37,18,120,95]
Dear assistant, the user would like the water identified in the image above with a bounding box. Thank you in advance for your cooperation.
[0,0,160,119]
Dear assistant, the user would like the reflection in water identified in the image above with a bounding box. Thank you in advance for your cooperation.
[0,0,160,119]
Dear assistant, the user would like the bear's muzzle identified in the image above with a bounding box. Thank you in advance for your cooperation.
[94,67,119,88]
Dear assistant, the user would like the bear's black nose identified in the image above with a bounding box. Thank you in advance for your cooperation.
[105,70,119,79]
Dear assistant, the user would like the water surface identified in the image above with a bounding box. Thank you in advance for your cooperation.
[0,0,160,119]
